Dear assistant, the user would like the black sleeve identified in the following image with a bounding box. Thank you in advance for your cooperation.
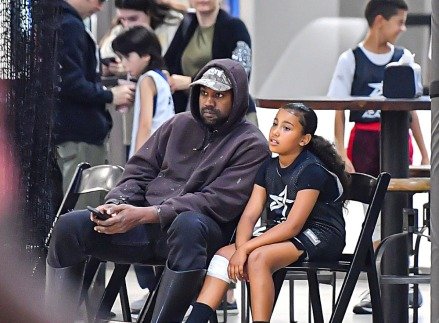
[296,164,329,191]
[254,158,270,187]
[59,20,113,105]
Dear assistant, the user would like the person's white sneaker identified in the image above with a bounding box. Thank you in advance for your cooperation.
[353,287,423,315]
[353,290,372,314]
[130,290,150,314]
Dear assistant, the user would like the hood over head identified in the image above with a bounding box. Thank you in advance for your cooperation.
[189,59,249,132]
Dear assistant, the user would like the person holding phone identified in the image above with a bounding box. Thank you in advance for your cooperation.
[46,59,269,322]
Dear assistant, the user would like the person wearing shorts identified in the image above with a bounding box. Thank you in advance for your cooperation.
[185,103,350,323]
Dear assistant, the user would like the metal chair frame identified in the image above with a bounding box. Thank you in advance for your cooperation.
[375,184,431,323]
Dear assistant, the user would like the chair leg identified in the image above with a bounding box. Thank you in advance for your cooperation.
[137,266,164,323]
[80,257,101,305]
[119,280,132,322]
[413,284,419,323]
[330,268,361,323]
[307,270,324,323]
[331,272,337,310]
[240,280,249,323]
[244,281,250,323]
[367,266,384,323]
[289,280,295,323]
[93,264,130,322]
[222,293,228,322]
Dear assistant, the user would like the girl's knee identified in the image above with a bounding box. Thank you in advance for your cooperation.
[247,248,267,269]
[216,244,235,259]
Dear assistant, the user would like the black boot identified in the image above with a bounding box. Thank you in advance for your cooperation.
[150,264,206,323]
[45,260,86,322]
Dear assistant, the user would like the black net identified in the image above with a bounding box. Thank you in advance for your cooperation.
[0,0,62,279]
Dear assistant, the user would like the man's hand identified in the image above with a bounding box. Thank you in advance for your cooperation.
[227,247,249,282]
[168,74,191,92]
[91,204,159,234]
[111,83,135,106]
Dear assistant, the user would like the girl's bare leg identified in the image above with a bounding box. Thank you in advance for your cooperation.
[196,244,236,309]
[247,242,303,321]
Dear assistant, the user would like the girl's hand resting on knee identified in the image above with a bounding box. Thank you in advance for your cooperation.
[228,248,248,282]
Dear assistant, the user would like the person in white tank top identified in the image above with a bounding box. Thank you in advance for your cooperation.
[112,26,175,158]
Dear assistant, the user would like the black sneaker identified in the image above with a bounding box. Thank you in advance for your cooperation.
[216,301,239,315]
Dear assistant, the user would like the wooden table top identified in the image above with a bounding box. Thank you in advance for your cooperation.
[388,177,430,192]
[255,96,431,111]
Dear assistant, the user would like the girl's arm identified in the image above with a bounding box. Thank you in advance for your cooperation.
[234,184,267,249]
[239,189,319,255]
[410,111,430,165]
[135,76,157,153]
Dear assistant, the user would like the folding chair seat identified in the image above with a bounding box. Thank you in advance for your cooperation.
[241,172,390,323]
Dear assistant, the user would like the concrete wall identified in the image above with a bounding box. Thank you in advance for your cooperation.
[241,0,340,95]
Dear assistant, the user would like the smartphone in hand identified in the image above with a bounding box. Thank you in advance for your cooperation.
[87,206,111,221]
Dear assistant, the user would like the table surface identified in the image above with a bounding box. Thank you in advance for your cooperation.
[255,95,431,111]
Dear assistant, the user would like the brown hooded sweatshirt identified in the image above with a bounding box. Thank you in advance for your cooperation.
[106,59,269,231]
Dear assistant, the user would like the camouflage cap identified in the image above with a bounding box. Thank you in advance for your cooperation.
[190,67,232,91]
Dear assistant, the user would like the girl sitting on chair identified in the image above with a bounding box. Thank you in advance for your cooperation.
[186,103,350,323]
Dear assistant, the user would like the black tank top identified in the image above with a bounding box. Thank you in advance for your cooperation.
[264,150,345,235]
[349,46,404,123]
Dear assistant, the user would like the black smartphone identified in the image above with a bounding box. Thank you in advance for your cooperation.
[87,205,111,221]
[100,57,117,66]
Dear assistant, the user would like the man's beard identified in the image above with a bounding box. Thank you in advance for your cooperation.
[200,106,228,126]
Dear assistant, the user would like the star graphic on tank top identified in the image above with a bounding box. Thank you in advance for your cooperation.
[368,82,383,97]
[361,82,383,120]
[269,185,294,217]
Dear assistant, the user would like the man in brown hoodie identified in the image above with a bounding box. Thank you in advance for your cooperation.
[46,58,269,322]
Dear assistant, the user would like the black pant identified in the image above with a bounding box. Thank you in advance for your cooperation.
[47,209,226,271]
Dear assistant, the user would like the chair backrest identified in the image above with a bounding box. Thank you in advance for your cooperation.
[345,172,391,260]
[60,162,124,212]
[45,162,124,248]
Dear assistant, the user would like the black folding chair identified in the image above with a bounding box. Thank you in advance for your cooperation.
[45,162,134,321]
[241,172,390,323]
